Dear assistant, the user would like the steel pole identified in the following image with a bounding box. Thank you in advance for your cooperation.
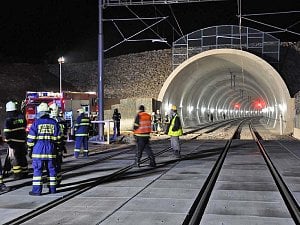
[59,62,62,94]
[98,0,104,141]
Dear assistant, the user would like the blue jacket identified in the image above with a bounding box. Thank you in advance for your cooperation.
[74,113,91,137]
[27,115,61,160]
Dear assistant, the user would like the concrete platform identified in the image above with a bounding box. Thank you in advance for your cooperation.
[0,135,299,225]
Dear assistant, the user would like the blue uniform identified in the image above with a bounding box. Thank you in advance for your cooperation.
[27,115,61,195]
[74,113,90,158]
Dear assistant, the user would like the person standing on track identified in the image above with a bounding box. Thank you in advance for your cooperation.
[165,105,183,158]
[112,108,121,137]
[3,101,28,179]
[133,105,156,168]
[27,102,61,196]
[74,109,91,158]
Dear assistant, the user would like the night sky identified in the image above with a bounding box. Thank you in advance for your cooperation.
[0,0,299,63]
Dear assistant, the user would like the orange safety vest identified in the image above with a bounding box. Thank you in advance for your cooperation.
[134,112,152,134]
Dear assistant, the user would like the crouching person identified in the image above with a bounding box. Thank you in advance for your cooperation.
[27,103,61,196]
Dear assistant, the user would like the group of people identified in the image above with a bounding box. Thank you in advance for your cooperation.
[0,100,92,196]
[0,101,183,195]
[151,110,170,135]
[133,104,183,167]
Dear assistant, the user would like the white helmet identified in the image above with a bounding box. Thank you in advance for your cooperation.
[77,108,84,114]
[6,101,17,112]
[37,102,49,113]
[49,102,58,117]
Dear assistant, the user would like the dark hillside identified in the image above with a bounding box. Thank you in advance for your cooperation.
[0,44,300,129]
[0,63,78,128]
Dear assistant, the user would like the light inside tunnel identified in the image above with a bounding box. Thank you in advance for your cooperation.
[252,98,266,110]
[234,103,241,109]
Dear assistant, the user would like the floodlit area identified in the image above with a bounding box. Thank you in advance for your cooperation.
[158,48,292,135]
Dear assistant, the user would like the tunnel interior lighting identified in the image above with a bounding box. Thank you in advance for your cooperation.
[188,105,194,113]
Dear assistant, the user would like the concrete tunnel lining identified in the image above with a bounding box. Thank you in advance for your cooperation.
[158,49,293,134]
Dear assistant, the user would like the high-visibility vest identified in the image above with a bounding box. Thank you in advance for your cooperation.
[134,112,152,134]
[168,115,183,136]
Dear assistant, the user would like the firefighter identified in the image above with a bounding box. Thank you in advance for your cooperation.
[74,108,91,158]
[3,101,28,179]
[165,105,183,158]
[49,102,67,186]
[27,102,61,196]
[133,105,156,167]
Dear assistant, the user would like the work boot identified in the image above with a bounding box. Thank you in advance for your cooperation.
[149,161,156,168]
[149,157,156,167]
[29,191,41,196]
[174,151,181,159]
[13,173,23,180]
[0,184,10,192]
[135,160,141,168]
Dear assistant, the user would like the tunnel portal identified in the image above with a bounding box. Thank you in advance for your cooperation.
[158,48,293,134]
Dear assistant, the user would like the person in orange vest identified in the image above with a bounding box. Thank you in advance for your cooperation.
[133,105,156,168]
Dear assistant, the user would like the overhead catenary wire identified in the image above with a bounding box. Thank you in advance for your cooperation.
[152,5,182,40]
[126,6,171,47]
[241,16,300,37]
[241,10,300,17]
[104,16,168,52]
[168,4,185,40]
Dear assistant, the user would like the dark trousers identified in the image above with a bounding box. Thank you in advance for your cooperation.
[114,121,120,136]
[135,136,155,164]
[9,144,28,178]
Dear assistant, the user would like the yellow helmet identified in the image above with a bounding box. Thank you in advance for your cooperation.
[171,105,177,111]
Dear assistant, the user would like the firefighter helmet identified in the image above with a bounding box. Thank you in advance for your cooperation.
[6,101,17,112]
[37,102,49,113]
[77,108,84,114]
[49,102,58,117]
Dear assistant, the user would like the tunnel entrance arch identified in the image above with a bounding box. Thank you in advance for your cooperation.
[158,48,293,135]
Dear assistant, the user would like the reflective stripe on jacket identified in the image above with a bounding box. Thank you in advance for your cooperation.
[168,114,183,136]
[27,116,61,160]
[74,114,90,137]
[4,117,27,145]
[134,112,152,135]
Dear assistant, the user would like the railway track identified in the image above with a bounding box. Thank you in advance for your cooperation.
[1,118,299,225]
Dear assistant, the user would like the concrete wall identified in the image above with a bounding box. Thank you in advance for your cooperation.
[293,128,300,139]
[104,97,160,131]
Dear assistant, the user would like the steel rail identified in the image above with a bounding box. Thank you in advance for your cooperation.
[249,122,300,224]
[182,119,249,225]
[3,119,245,224]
